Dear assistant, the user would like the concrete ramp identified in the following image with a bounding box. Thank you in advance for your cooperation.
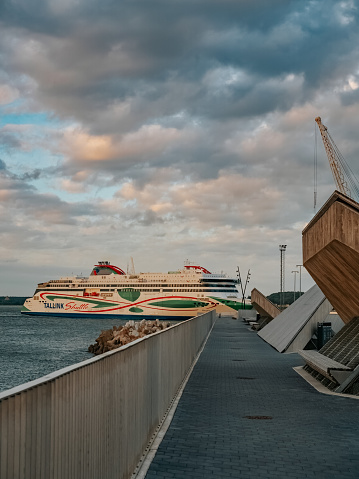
[303,191,359,324]
[257,284,332,353]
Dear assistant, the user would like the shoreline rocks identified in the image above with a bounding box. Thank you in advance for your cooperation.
[88,319,171,355]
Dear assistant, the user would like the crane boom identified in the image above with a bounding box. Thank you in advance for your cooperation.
[315,116,352,198]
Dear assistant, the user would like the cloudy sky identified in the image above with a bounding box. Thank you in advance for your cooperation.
[1,0,359,296]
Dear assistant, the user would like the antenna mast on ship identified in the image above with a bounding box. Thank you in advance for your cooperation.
[128,257,135,275]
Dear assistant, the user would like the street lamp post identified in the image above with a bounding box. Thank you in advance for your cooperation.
[279,245,287,310]
[243,269,251,309]
[236,266,242,307]
[296,264,303,297]
[236,266,251,309]
[291,270,299,303]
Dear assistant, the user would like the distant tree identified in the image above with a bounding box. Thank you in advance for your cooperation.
[0,297,27,305]
[266,291,304,306]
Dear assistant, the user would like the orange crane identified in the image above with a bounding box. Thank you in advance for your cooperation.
[314,116,355,198]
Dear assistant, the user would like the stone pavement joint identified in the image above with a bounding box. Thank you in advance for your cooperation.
[144,318,359,478]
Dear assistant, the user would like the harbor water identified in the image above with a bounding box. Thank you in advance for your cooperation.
[0,305,166,393]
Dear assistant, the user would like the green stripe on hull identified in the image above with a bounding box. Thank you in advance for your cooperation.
[117,289,141,301]
[210,297,252,311]
[33,294,250,313]
[45,295,119,309]
[149,299,209,309]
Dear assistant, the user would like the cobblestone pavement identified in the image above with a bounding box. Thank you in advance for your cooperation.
[144,318,359,479]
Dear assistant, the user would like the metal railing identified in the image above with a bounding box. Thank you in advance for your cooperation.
[0,311,215,479]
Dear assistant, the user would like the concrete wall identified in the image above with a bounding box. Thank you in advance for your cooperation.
[326,312,345,334]
[0,311,215,479]
[285,296,333,353]
[257,284,332,353]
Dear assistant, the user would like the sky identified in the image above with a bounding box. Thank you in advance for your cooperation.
[1,0,359,297]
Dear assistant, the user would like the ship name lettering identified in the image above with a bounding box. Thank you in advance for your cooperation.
[44,302,64,309]
[65,302,90,311]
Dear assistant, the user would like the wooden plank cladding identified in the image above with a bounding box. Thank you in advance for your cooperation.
[251,288,280,320]
[302,190,359,324]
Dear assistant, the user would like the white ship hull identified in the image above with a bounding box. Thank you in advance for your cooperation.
[22,262,252,319]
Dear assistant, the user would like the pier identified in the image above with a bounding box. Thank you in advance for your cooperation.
[2,311,359,478]
[142,317,359,479]
[0,311,215,479]
[4,187,359,479]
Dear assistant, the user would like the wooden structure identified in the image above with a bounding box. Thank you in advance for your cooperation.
[251,288,280,323]
[302,191,359,324]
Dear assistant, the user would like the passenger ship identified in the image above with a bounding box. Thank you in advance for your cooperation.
[21,261,251,319]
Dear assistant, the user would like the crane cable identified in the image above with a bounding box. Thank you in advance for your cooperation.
[314,122,318,212]
[326,130,359,200]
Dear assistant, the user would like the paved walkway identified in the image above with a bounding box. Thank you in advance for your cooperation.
[144,318,359,479]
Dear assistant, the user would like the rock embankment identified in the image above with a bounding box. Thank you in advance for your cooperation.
[88,319,171,355]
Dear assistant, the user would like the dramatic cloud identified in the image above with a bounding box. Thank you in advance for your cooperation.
[1,0,359,295]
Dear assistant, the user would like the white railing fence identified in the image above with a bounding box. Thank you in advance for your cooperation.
[0,311,216,479]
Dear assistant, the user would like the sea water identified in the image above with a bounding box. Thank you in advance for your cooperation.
[0,305,149,393]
